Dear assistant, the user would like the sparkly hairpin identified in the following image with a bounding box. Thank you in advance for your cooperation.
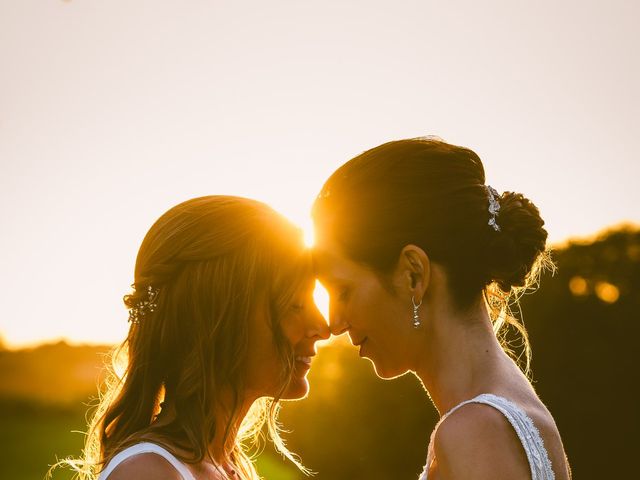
[128,285,159,324]
[486,185,501,232]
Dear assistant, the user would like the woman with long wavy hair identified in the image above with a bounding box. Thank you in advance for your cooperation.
[59,195,329,479]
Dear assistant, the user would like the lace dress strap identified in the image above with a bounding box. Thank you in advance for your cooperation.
[98,442,196,480]
[420,393,554,480]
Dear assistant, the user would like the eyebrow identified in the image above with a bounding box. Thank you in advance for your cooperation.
[316,273,350,289]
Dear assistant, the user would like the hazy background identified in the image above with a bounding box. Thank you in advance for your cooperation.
[0,1,638,479]
[1,0,638,347]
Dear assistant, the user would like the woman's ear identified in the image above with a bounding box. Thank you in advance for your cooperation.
[394,244,430,299]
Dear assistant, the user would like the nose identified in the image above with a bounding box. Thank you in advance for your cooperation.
[307,303,331,340]
[328,299,349,336]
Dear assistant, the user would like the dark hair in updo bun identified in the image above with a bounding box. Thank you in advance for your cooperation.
[484,191,548,292]
[313,137,552,371]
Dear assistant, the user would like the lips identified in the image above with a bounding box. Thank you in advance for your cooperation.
[352,337,368,347]
[294,351,316,367]
[295,356,313,366]
[352,337,368,357]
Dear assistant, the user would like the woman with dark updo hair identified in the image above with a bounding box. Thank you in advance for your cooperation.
[313,138,571,480]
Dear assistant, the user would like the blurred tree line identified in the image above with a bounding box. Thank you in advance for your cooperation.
[1,226,637,479]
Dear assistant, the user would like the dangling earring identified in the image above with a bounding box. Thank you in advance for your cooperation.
[412,296,422,328]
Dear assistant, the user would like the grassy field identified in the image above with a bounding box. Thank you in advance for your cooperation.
[0,342,303,480]
[0,398,85,480]
[0,397,301,480]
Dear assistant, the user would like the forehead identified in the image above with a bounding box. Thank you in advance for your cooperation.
[312,240,368,281]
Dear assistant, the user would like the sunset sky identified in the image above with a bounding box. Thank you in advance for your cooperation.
[1,0,638,348]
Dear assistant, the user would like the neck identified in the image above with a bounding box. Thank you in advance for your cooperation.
[154,390,255,466]
[414,297,509,416]
[207,398,253,464]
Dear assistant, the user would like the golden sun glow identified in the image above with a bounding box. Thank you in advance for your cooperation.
[313,280,330,325]
[305,221,332,342]
[1,1,637,350]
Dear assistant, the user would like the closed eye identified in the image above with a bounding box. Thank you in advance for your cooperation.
[318,278,350,302]
[338,288,349,302]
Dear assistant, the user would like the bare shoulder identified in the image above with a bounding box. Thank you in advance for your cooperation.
[527,402,573,480]
[107,453,185,480]
[433,403,530,480]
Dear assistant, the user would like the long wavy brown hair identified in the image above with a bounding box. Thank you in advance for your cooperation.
[56,195,312,479]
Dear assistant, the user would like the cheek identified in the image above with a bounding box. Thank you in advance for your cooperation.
[253,316,305,395]
[245,341,277,391]
[245,318,288,394]
[350,285,398,332]
[247,345,294,397]
[279,313,305,347]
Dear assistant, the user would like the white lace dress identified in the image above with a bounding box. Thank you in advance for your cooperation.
[419,393,555,480]
[98,442,196,480]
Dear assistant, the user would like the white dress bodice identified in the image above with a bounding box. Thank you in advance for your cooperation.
[419,393,555,480]
[98,441,196,480]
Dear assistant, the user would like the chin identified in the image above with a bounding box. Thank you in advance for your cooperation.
[370,358,408,380]
[282,376,310,400]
